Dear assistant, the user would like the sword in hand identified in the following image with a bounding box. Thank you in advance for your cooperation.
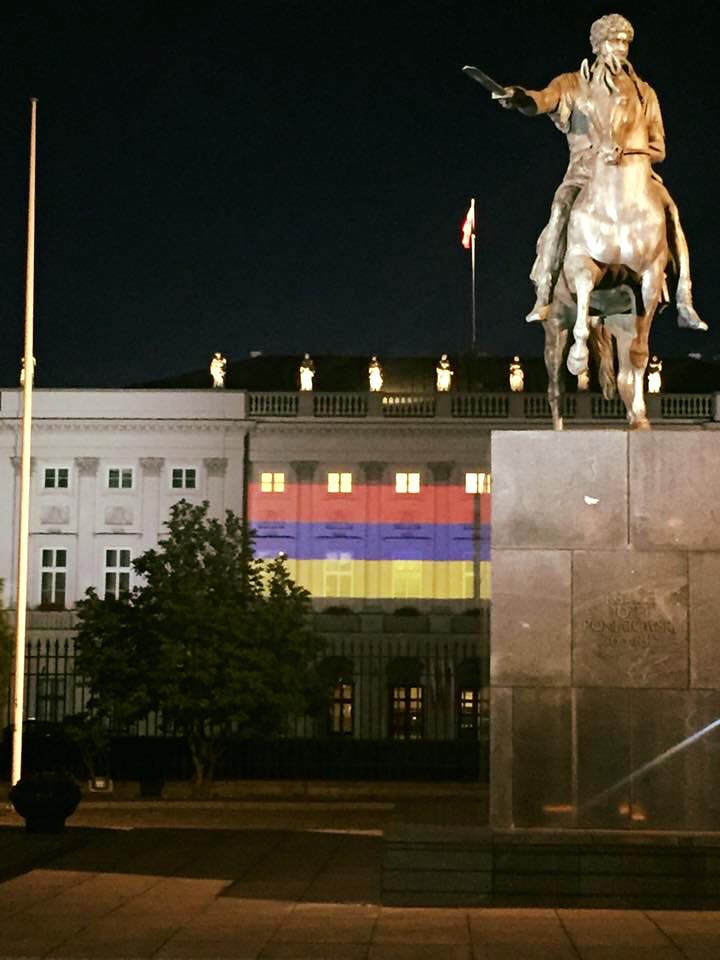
[462,65,509,97]
[462,65,533,111]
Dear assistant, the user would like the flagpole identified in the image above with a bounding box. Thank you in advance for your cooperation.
[11,98,38,787]
[470,197,477,351]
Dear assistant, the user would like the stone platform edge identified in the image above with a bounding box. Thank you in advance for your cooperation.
[382,826,720,908]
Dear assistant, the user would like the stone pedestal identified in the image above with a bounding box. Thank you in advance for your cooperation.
[490,431,720,831]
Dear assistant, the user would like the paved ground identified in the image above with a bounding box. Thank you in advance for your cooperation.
[1,800,720,959]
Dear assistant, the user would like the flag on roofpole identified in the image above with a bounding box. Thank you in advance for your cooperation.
[461,199,475,249]
[461,199,477,350]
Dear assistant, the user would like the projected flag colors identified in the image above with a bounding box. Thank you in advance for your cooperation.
[248,471,491,600]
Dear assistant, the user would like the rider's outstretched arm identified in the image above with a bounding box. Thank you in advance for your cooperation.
[496,74,570,116]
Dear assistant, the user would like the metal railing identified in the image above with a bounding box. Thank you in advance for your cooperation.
[9,629,488,744]
[4,629,489,782]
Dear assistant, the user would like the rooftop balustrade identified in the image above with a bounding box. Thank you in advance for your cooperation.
[246,390,718,424]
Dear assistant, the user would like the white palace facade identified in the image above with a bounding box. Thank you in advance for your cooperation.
[0,380,716,761]
[1,383,716,612]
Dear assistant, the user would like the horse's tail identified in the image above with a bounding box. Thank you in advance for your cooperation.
[590,324,616,400]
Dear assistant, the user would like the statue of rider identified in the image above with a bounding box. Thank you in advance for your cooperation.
[496,13,706,331]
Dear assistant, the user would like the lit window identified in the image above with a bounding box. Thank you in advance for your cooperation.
[392,559,422,599]
[40,548,67,608]
[390,686,424,740]
[458,689,479,739]
[395,472,420,494]
[328,472,352,494]
[171,468,197,489]
[329,683,354,736]
[260,472,285,493]
[108,468,133,489]
[324,552,353,597]
[104,548,132,598]
[465,472,491,494]
[458,688,489,741]
[43,467,69,489]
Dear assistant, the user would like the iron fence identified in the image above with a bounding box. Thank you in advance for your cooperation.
[4,628,489,782]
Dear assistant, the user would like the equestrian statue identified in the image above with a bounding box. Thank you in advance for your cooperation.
[465,13,706,429]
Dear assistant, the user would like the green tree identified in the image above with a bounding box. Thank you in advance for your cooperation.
[0,580,13,728]
[75,501,323,784]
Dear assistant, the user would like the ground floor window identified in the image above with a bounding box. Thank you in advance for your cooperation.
[329,682,354,736]
[458,688,488,740]
[40,548,67,609]
[390,685,424,740]
[105,548,132,598]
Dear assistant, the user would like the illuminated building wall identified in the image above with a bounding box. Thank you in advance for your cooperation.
[248,469,491,601]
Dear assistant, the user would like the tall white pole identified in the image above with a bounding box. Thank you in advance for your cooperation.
[11,98,38,787]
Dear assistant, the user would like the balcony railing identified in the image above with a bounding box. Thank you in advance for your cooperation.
[313,392,368,417]
[382,394,436,417]
[661,393,714,419]
[246,391,716,423]
[247,392,298,417]
[451,394,509,418]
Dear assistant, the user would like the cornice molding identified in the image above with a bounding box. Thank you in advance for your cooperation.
[1,420,249,434]
[252,423,496,438]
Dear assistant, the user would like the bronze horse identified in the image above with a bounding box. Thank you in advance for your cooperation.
[544,62,669,430]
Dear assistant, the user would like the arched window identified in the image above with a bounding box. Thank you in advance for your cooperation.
[387,657,424,740]
[319,656,354,736]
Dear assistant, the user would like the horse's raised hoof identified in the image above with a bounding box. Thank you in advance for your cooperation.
[526,307,550,323]
[677,302,708,331]
[567,344,589,377]
[629,417,651,431]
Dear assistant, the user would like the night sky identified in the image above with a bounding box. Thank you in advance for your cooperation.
[1,2,718,388]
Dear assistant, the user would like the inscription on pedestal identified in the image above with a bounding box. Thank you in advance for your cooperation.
[573,552,688,688]
[585,592,676,650]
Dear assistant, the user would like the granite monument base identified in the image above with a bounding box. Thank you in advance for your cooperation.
[491,430,720,831]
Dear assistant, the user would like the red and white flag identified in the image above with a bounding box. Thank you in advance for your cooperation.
[461,199,475,249]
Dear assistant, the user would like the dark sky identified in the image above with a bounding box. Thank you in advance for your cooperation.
[1,2,718,387]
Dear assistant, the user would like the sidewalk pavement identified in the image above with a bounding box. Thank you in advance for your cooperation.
[1,800,719,959]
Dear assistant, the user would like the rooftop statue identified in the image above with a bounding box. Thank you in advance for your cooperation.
[368,356,383,392]
[436,354,453,392]
[465,13,706,429]
[299,353,315,391]
[19,356,36,387]
[209,352,227,389]
[509,356,525,393]
[647,354,662,394]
